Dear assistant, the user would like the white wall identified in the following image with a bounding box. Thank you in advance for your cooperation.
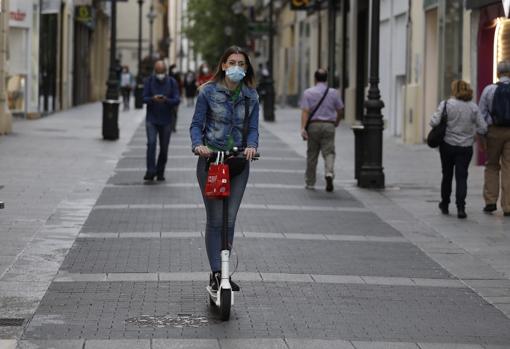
[379,0,408,137]
[116,0,150,76]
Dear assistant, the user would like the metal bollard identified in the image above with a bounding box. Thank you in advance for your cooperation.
[351,123,365,181]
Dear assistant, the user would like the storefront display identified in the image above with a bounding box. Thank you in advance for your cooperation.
[7,0,31,115]
[494,17,510,81]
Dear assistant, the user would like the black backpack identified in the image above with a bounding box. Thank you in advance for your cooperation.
[491,82,510,127]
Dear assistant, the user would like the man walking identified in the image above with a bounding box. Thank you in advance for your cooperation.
[120,66,134,111]
[300,69,344,192]
[479,61,510,216]
[142,60,180,181]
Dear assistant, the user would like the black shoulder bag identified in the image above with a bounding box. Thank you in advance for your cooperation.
[305,86,330,131]
[427,101,448,148]
[226,96,251,176]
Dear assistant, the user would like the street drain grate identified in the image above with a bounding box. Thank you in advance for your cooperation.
[0,318,25,326]
[126,313,209,328]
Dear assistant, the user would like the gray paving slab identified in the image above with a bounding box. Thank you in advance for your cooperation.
[417,344,484,349]
[94,185,363,208]
[152,339,220,349]
[158,272,208,281]
[219,339,287,349]
[85,339,150,349]
[0,340,16,349]
[16,340,84,349]
[21,281,510,344]
[311,274,365,284]
[117,156,305,170]
[81,206,401,236]
[107,169,316,187]
[352,342,419,349]
[286,338,355,349]
[51,272,467,288]
[106,273,158,282]
[59,238,452,278]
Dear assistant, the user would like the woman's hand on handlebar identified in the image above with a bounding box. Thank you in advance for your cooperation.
[194,145,211,157]
[244,147,257,161]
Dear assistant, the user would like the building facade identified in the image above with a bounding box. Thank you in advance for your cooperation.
[2,0,113,119]
[262,0,507,149]
[0,0,12,134]
[6,0,39,117]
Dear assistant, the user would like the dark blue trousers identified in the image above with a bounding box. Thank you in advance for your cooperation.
[439,142,473,208]
[146,121,172,176]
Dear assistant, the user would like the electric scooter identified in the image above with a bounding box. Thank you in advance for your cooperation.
[196,147,258,321]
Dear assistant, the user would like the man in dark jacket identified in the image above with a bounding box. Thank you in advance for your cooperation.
[143,60,180,181]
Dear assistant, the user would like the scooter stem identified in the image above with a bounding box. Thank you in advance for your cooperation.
[221,250,230,282]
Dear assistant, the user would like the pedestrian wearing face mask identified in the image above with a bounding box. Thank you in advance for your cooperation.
[197,63,213,87]
[142,60,181,181]
[190,46,259,291]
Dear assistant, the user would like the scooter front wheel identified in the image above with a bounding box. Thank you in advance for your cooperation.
[219,288,231,321]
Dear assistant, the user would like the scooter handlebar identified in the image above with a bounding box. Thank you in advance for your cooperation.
[193,147,260,160]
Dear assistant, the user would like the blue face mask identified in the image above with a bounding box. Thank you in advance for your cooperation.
[225,66,246,83]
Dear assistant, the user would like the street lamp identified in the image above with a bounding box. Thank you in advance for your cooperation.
[134,0,144,109]
[264,0,275,122]
[358,0,385,188]
[327,0,337,87]
[147,3,157,68]
[102,0,120,140]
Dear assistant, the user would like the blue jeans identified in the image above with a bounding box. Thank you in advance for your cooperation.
[196,157,249,272]
[146,122,172,175]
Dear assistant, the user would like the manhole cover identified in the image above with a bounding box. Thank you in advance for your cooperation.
[126,313,209,328]
[0,318,25,326]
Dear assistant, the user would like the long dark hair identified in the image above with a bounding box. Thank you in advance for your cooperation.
[211,46,256,88]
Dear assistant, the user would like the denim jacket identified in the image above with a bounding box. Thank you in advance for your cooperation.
[190,82,259,151]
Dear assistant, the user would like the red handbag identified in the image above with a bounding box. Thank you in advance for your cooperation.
[205,152,230,199]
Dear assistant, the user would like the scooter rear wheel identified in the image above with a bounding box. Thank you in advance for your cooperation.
[219,288,231,321]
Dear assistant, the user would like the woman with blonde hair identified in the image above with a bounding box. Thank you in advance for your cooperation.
[430,80,487,218]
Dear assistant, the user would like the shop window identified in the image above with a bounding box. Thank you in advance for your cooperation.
[494,18,510,82]
[7,27,29,114]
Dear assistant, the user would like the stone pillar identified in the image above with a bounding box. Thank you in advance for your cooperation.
[0,0,13,134]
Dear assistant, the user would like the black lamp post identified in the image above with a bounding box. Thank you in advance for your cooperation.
[358,0,385,188]
[102,0,120,140]
[263,0,275,122]
[327,0,337,87]
[147,4,157,68]
[134,0,144,109]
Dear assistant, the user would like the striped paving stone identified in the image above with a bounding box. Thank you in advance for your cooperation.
[21,281,510,344]
[59,238,451,279]
[94,185,363,208]
[122,147,300,159]
[81,207,401,236]
[116,155,306,170]
[107,169,310,186]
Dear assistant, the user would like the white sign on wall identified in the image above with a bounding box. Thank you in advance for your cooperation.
[75,0,93,5]
[9,0,32,28]
[41,0,61,14]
